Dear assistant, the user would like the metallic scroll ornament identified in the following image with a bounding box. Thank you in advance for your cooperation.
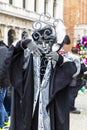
[32,12,66,52]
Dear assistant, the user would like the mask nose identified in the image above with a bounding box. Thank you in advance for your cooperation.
[42,42,46,48]
[41,35,44,41]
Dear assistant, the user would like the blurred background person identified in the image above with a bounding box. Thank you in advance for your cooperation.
[0,40,10,130]
[4,29,17,118]
[69,47,87,114]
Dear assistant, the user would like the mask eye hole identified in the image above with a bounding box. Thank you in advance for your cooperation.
[32,31,41,42]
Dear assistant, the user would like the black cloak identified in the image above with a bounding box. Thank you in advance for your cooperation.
[6,45,76,130]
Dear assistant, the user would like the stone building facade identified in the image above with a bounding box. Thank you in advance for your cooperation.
[0,0,63,45]
[63,0,87,50]
[0,0,87,49]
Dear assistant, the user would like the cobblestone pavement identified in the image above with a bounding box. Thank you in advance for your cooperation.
[70,90,87,130]
[4,90,87,130]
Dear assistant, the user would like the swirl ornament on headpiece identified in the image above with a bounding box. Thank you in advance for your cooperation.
[53,19,64,27]
[32,13,56,45]
[32,12,51,30]
[32,13,66,52]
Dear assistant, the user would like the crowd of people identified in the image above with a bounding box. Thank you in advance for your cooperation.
[0,17,87,130]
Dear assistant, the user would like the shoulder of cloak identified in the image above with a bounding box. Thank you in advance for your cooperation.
[49,61,77,101]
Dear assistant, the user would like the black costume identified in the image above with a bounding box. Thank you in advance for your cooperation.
[2,16,78,130]
[3,38,77,130]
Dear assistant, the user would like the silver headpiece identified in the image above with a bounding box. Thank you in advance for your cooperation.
[32,13,66,52]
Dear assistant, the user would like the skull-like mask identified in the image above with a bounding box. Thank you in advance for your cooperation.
[32,26,56,54]
[32,14,66,54]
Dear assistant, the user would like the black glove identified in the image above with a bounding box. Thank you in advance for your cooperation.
[12,39,42,56]
[12,39,31,49]
[46,51,59,61]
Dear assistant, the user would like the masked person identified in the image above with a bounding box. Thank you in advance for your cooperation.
[3,20,77,130]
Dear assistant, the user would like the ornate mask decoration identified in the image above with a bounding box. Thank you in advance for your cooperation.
[32,13,66,53]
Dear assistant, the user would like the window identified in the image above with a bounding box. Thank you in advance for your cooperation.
[23,0,25,8]
[34,0,37,12]
[44,0,46,13]
[53,0,56,17]
[44,0,48,14]
[9,0,13,4]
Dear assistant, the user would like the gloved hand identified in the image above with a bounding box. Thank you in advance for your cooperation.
[27,41,42,56]
[12,40,19,47]
[12,39,31,48]
[12,39,42,56]
[46,51,59,61]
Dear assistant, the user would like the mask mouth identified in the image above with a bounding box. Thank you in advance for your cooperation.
[43,48,49,53]
[38,43,51,54]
